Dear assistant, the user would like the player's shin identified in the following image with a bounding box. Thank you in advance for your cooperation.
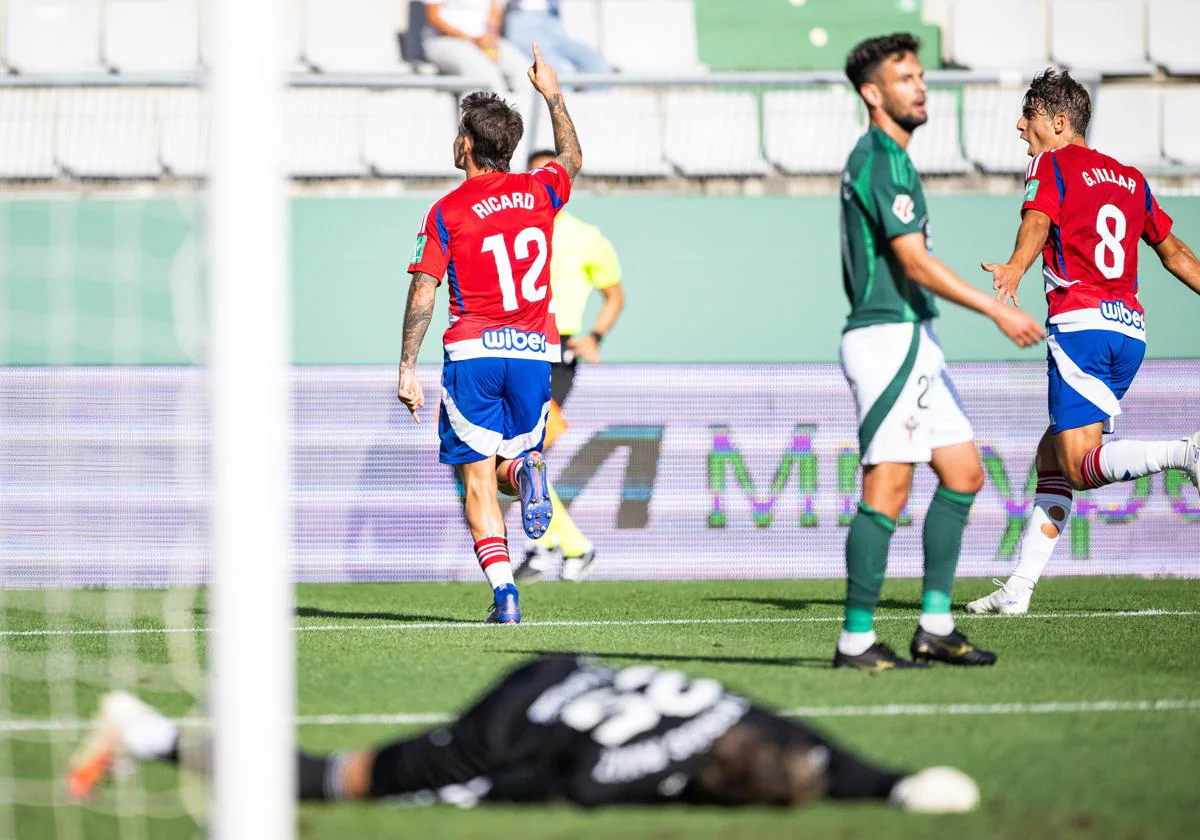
[1010,470,1073,589]
[840,502,895,655]
[920,486,976,635]
[1081,439,1190,488]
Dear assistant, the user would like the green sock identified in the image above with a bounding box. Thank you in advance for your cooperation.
[844,501,896,632]
[922,485,977,612]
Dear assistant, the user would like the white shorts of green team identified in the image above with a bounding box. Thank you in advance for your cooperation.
[840,320,974,466]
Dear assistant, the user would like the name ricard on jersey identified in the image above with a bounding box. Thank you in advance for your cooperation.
[471,191,537,219]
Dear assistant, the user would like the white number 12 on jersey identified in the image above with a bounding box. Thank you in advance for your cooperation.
[481,227,549,311]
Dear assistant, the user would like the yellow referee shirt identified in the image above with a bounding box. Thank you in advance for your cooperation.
[548,210,622,336]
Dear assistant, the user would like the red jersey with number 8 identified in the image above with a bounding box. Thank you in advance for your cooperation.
[1021,144,1173,340]
[408,162,571,362]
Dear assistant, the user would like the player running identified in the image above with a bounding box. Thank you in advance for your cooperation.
[835,34,1044,672]
[514,148,625,583]
[396,45,582,624]
[68,655,980,815]
[967,70,1200,616]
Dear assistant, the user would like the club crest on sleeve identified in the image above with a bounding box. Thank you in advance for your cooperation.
[892,194,915,224]
[410,235,427,264]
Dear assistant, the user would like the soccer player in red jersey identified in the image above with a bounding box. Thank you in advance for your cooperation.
[969,70,1200,615]
[396,45,582,623]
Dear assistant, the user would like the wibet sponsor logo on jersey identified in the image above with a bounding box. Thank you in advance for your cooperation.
[472,192,536,220]
[481,326,548,353]
[1099,299,1144,331]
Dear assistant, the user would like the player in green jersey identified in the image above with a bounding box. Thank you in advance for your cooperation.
[834,33,1044,672]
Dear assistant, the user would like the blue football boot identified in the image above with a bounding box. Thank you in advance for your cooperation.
[516,453,552,539]
[486,583,521,624]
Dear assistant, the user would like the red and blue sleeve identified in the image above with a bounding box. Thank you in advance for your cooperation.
[407,200,450,282]
[529,161,572,212]
[1141,180,1174,246]
[1021,151,1062,225]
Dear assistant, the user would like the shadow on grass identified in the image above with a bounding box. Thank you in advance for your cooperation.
[706,596,916,612]
[193,606,478,624]
[499,648,831,669]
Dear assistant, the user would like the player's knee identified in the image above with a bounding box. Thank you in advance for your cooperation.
[1063,466,1090,492]
[956,466,985,495]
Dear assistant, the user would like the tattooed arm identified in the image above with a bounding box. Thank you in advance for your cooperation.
[396,272,439,423]
[526,43,582,180]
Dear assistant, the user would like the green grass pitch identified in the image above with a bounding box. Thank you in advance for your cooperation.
[4,576,1200,839]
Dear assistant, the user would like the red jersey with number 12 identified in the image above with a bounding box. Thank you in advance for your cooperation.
[1021,144,1173,341]
[408,162,572,362]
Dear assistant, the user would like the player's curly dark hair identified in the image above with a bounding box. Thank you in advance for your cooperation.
[459,91,524,172]
[844,33,921,91]
[690,723,827,807]
[1022,69,1091,136]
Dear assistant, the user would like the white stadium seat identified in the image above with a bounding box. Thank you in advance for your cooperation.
[0,90,58,179]
[600,0,705,73]
[533,89,670,177]
[948,0,1049,71]
[363,89,459,177]
[284,88,367,178]
[963,85,1029,174]
[1148,0,1200,75]
[558,0,602,52]
[663,91,768,177]
[1089,86,1163,171]
[762,89,864,175]
[56,89,160,178]
[104,0,200,73]
[157,87,208,178]
[1050,0,1155,76]
[304,0,408,73]
[906,90,972,175]
[1162,89,1200,168]
[5,0,103,73]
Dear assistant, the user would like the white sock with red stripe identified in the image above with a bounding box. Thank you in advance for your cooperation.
[474,535,514,589]
[1081,440,1189,489]
[1010,470,1073,590]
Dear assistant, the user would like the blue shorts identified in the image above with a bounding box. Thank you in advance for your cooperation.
[438,356,551,465]
[1046,329,1145,434]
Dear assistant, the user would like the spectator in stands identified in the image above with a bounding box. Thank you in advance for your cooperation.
[504,1,612,75]
[423,0,531,92]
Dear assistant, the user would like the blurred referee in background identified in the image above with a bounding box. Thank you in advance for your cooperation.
[515,149,625,583]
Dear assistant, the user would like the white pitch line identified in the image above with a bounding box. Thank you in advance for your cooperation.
[5,699,1200,734]
[1,609,1197,638]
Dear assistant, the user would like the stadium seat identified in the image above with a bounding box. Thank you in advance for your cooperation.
[906,90,972,175]
[284,88,367,178]
[56,89,160,179]
[963,85,1028,174]
[0,90,58,179]
[532,90,670,177]
[599,0,705,73]
[558,0,602,53]
[4,0,104,73]
[663,91,768,177]
[1050,0,1155,76]
[762,89,864,175]
[1148,0,1200,75]
[201,0,304,69]
[304,0,409,73]
[157,88,208,178]
[1162,89,1200,168]
[363,89,459,177]
[104,0,200,73]
[1089,86,1163,171]
[947,0,1049,71]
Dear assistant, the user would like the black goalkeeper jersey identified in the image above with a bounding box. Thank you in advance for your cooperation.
[369,655,755,807]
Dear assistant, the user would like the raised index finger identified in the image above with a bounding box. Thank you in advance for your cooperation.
[531,42,541,65]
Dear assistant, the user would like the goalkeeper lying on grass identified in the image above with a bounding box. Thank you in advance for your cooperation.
[70,655,977,814]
